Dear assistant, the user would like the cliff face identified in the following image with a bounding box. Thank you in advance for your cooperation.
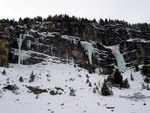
[0,23,11,67]
[0,16,150,74]
[120,41,150,66]
[0,38,9,66]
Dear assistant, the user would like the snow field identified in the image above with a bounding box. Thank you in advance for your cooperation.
[0,58,150,113]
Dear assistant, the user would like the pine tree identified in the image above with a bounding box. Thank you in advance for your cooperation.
[134,64,139,72]
[29,71,35,83]
[130,73,134,81]
[121,78,130,88]
[19,76,24,82]
[86,74,90,78]
[86,78,90,84]
[89,82,92,87]
[113,69,123,85]
[99,18,105,25]
[101,80,111,96]
[144,58,150,65]
[93,88,96,93]
[19,17,23,25]
[141,65,147,76]
[95,85,99,90]
[2,69,6,75]
[147,84,150,90]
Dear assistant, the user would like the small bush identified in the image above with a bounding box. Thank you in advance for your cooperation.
[142,83,146,89]
[134,64,139,72]
[29,71,35,83]
[107,74,114,84]
[19,76,24,82]
[144,77,150,83]
[2,69,6,75]
[141,65,150,77]
[121,78,130,88]
[147,84,150,91]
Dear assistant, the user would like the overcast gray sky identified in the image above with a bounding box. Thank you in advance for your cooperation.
[0,0,150,23]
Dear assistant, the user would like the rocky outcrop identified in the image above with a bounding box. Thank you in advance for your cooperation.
[0,38,10,67]
[120,41,150,66]
[0,23,12,67]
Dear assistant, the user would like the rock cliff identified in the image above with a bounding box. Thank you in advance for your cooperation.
[0,15,150,74]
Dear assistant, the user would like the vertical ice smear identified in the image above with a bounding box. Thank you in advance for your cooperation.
[111,45,126,72]
[20,51,28,64]
[17,34,23,65]
[17,34,26,65]
[81,42,94,64]
[27,40,31,50]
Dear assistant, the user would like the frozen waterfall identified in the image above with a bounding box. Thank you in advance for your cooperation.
[81,42,94,65]
[17,34,26,65]
[111,45,126,72]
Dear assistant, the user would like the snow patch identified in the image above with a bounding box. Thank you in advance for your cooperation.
[61,35,80,44]
[0,56,150,113]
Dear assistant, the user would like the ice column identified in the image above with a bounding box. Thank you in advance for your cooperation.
[81,42,94,65]
[17,34,26,65]
[112,45,126,72]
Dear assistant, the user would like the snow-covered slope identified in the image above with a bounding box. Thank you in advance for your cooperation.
[0,56,150,113]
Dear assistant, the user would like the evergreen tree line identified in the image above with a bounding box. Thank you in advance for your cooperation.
[1,14,150,29]
[1,14,150,41]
